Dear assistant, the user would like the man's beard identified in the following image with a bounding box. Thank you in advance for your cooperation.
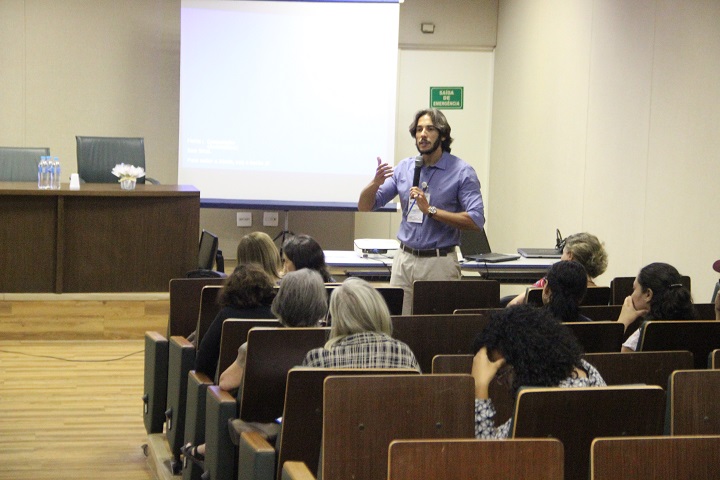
[416,136,442,156]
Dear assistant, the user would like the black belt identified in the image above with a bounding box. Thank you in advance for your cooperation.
[400,243,455,257]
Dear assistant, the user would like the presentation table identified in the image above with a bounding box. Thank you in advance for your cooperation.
[0,182,200,293]
[324,250,555,284]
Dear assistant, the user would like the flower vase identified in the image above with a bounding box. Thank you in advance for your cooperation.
[120,177,137,191]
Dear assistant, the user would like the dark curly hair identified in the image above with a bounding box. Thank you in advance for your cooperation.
[544,260,588,322]
[638,262,696,320]
[218,263,275,309]
[472,305,584,397]
[282,234,333,283]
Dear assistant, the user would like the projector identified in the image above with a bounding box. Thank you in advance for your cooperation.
[353,238,400,258]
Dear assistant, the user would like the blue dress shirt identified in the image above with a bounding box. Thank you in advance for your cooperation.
[372,151,485,250]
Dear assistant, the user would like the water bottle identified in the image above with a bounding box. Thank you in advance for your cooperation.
[38,156,49,189]
[52,157,61,189]
[38,156,45,189]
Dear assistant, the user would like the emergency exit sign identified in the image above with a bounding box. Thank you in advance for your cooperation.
[430,87,463,109]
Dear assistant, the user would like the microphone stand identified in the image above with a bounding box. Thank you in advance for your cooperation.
[273,210,294,257]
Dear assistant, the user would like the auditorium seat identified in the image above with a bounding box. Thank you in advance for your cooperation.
[584,350,694,387]
[142,331,169,434]
[512,385,666,480]
[412,279,500,314]
[237,368,417,480]
[526,286,611,306]
[666,369,720,435]
[280,374,475,480]
[591,435,720,479]
[638,320,720,368]
[387,438,564,480]
[202,327,329,480]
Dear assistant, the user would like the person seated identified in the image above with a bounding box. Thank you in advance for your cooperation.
[472,305,606,439]
[542,260,591,322]
[219,268,328,391]
[194,264,277,379]
[617,262,696,352]
[507,232,608,306]
[183,268,328,466]
[301,277,420,371]
[282,234,335,283]
[237,231,283,284]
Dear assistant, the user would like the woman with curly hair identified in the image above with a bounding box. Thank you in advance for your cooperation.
[542,260,591,322]
[617,262,696,352]
[508,232,608,306]
[472,305,605,439]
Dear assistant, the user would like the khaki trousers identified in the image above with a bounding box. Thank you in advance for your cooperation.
[390,248,461,315]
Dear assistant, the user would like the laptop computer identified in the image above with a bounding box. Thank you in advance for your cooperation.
[460,229,520,263]
[517,229,565,258]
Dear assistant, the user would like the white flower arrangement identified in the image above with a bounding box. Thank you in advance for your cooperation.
[111,163,146,182]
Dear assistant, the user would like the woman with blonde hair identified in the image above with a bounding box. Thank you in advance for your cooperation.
[508,232,608,306]
[237,231,282,283]
[301,277,420,371]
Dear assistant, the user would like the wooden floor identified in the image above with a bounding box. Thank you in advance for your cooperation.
[0,340,154,480]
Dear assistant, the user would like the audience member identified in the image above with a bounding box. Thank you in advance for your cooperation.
[301,277,420,371]
[712,259,720,304]
[472,305,606,439]
[236,231,283,283]
[194,264,276,379]
[282,234,335,282]
[617,262,696,352]
[183,268,328,467]
[507,232,608,306]
[218,268,328,391]
[542,260,591,322]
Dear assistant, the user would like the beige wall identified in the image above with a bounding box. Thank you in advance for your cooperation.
[3,0,718,299]
[490,0,720,300]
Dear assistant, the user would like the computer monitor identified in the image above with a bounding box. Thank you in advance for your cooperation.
[198,230,219,270]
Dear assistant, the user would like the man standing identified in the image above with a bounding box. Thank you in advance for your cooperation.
[358,108,485,313]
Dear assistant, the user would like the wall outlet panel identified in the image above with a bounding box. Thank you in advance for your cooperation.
[236,212,252,227]
[263,212,279,227]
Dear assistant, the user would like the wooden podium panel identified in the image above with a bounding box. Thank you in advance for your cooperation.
[0,182,200,293]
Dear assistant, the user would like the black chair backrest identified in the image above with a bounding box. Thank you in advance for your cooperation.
[412,279,500,314]
[0,146,50,181]
[76,135,146,183]
[564,321,624,353]
[578,305,621,320]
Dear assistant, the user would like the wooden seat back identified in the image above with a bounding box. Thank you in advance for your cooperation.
[667,369,720,435]
[638,320,720,368]
[391,313,491,373]
[591,435,720,479]
[240,327,329,423]
[195,285,222,344]
[321,374,475,480]
[526,286,611,307]
[584,350,694,387]
[512,385,666,480]
[216,318,280,381]
[452,307,503,315]
[376,286,404,315]
[275,368,418,480]
[578,305,621,320]
[711,349,720,368]
[388,438,564,480]
[412,279,500,314]
[168,277,224,337]
[563,321,623,353]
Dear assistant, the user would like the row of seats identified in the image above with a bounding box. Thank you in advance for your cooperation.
[0,136,158,183]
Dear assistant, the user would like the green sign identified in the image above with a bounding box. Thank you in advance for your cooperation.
[430,87,463,109]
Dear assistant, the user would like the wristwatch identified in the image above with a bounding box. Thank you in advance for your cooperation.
[427,206,437,218]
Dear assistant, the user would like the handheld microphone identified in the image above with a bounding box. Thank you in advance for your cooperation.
[412,156,422,188]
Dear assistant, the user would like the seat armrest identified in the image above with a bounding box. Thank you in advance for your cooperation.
[281,461,316,480]
[238,430,276,480]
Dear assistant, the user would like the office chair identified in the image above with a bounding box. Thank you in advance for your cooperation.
[0,146,50,182]
[75,136,159,184]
